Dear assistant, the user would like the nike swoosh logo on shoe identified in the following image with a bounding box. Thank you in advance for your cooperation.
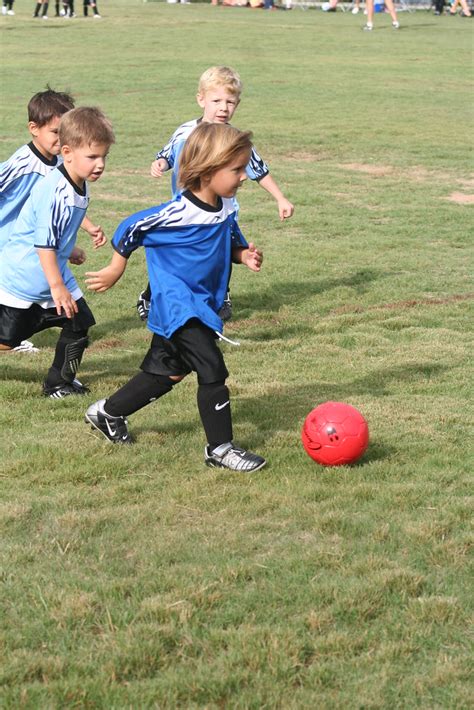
[215,400,230,411]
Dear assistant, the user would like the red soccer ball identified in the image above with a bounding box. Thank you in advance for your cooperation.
[301,401,369,466]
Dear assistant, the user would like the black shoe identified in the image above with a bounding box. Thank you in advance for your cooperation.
[218,291,233,322]
[136,290,151,321]
[85,399,132,443]
[205,443,266,472]
[43,378,90,398]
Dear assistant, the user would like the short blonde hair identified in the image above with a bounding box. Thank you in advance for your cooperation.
[59,107,115,148]
[178,123,252,193]
[198,66,242,98]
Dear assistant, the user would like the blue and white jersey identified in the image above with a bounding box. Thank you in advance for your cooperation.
[112,190,248,338]
[0,165,88,306]
[156,118,269,199]
[0,142,59,252]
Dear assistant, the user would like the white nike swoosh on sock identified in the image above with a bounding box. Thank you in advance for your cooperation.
[215,400,230,411]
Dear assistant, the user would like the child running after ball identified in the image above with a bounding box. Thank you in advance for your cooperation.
[84,122,266,473]
[0,107,115,397]
[136,65,294,323]
[0,86,106,351]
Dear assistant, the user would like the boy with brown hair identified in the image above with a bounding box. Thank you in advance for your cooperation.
[0,107,115,397]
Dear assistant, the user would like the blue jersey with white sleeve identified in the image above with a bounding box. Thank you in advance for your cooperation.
[156,119,269,199]
[0,164,88,305]
[0,142,59,252]
[112,190,248,338]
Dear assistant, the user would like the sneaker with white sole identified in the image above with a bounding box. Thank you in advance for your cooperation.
[43,378,90,398]
[136,289,151,321]
[85,399,132,444]
[363,22,373,29]
[352,5,359,13]
[1,6,7,14]
[392,20,399,28]
[205,443,266,472]
[12,340,39,353]
[7,9,14,14]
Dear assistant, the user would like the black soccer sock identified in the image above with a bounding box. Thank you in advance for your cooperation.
[104,372,174,417]
[45,329,88,387]
[83,0,88,14]
[197,382,233,450]
[68,0,74,14]
[55,0,59,14]
[41,2,48,14]
[92,2,98,13]
[34,2,42,15]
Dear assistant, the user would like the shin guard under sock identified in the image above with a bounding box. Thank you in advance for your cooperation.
[104,372,174,417]
[197,382,233,450]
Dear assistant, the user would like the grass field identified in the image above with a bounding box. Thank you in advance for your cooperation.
[1,2,473,707]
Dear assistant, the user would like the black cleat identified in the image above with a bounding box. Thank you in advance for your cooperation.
[136,290,151,321]
[43,378,90,398]
[85,399,132,444]
[218,291,233,322]
[205,443,266,472]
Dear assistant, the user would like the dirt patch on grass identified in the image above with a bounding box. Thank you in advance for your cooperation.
[331,293,474,315]
[339,163,394,177]
[90,338,124,351]
[287,150,331,163]
[445,192,474,205]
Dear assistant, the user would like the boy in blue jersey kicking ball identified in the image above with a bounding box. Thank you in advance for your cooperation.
[136,65,294,323]
[84,123,266,472]
[0,87,107,352]
[0,107,115,398]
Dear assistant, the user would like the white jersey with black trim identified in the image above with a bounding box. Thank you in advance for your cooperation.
[0,142,59,252]
[0,165,88,306]
[156,118,270,199]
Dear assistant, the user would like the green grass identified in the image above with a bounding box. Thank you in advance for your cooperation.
[1,3,473,707]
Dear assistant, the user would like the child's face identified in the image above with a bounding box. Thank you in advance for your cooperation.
[207,148,251,200]
[197,87,240,124]
[28,116,62,160]
[61,142,110,186]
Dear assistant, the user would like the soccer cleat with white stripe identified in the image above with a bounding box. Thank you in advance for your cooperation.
[136,290,151,321]
[85,399,132,444]
[43,378,90,398]
[204,443,266,472]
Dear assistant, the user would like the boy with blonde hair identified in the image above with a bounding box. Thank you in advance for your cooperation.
[85,123,266,472]
[136,65,293,321]
[0,107,115,398]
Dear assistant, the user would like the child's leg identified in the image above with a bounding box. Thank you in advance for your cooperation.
[85,372,182,443]
[384,0,398,23]
[43,328,90,395]
[365,0,373,25]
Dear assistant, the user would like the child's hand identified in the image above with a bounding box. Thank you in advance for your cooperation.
[51,284,78,319]
[81,217,107,248]
[241,243,263,272]
[277,198,294,221]
[87,224,107,249]
[85,264,123,293]
[150,158,169,178]
[69,246,86,265]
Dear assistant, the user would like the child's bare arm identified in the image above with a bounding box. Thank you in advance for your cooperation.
[81,216,107,249]
[150,157,170,178]
[233,243,263,272]
[258,174,294,220]
[37,249,78,318]
[85,252,128,293]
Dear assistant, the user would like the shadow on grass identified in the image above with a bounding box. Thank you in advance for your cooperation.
[232,269,382,320]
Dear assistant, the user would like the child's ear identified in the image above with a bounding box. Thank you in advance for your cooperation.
[196,92,205,109]
[28,121,39,137]
[61,145,72,162]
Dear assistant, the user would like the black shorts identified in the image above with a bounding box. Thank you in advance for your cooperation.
[0,297,95,348]
[140,319,229,385]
